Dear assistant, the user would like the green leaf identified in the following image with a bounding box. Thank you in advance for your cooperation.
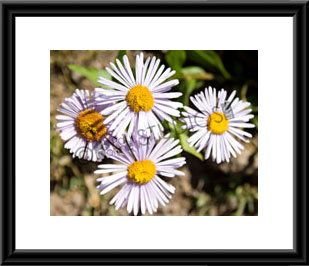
[233,197,247,216]
[165,50,186,78]
[168,122,204,161]
[117,50,126,61]
[68,64,112,87]
[252,116,258,129]
[166,50,186,69]
[178,76,205,106]
[186,50,231,79]
[179,132,204,161]
[251,105,258,113]
[179,78,197,106]
[182,66,214,80]
[182,66,206,75]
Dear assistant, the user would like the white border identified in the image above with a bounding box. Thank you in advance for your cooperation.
[16,17,293,249]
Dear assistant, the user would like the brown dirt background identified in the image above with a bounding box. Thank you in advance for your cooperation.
[50,50,258,216]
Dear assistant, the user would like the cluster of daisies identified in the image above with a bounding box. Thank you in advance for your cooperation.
[56,52,255,215]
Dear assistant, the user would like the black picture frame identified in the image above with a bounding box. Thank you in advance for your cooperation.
[0,1,307,265]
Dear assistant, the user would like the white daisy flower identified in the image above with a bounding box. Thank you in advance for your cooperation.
[181,86,255,164]
[96,52,183,140]
[55,89,116,162]
[95,134,186,215]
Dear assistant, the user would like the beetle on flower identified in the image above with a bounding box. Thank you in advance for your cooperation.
[55,89,116,162]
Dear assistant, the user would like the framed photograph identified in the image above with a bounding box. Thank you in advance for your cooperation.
[0,1,307,265]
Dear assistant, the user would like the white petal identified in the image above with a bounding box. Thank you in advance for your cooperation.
[99,177,126,195]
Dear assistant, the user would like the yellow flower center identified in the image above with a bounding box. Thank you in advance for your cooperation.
[127,160,156,184]
[75,109,107,142]
[126,85,154,112]
[207,112,229,135]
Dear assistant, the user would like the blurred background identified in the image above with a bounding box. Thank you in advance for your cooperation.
[50,50,258,216]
